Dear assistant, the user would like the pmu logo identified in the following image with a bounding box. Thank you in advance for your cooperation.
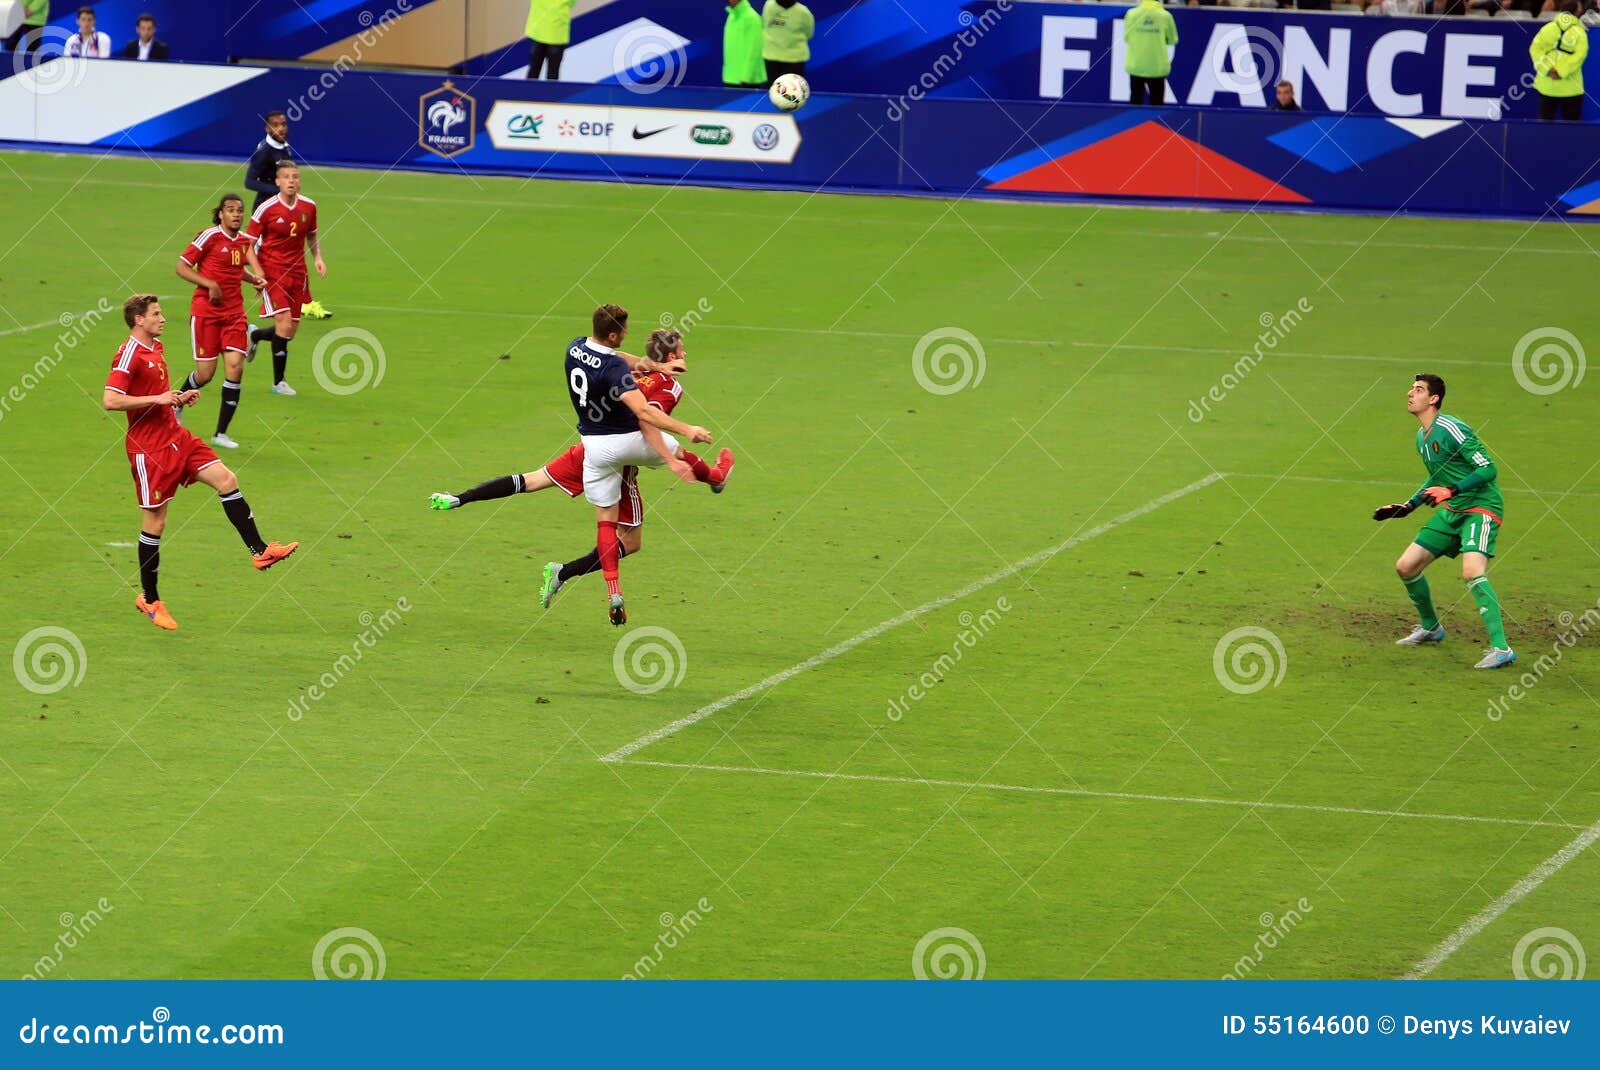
[418,81,476,158]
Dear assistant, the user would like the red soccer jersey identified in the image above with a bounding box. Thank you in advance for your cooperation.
[105,337,180,452]
[180,226,255,316]
[245,193,316,279]
[634,371,683,415]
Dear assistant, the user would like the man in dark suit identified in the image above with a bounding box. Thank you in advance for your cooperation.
[121,12,168,60]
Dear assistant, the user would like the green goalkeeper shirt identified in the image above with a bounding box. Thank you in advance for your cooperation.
[1407,413,1504,520]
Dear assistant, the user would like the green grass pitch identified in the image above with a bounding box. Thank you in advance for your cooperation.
[2,150,1597,980]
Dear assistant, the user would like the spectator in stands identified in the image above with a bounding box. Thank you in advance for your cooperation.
[3,1,48,57]
[762,0,814,86]
[524,0,573,80]
[1274,81,1300,111]
[121,12,167,60]
[1365,0,1426,13]
[1531,0,1588,120]
[723,0,766,90]
[1125,0,1177,106]
[63,5,111,57]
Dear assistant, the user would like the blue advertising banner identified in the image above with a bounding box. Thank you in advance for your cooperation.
[3,980,1599,1066]
[4,60,1600,220]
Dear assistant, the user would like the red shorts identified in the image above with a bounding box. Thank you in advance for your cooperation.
[542,443,642,526]
[259,273,310,320]
[190,309,249,361]
[128,431,222,509]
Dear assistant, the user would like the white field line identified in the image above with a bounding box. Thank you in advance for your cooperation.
[0,317,69,339]
[339,302,1505,369]
[1402,814,1600,978]
[1230,472,1600,500]
[613,759,1583,832]
[599,472,1211,763]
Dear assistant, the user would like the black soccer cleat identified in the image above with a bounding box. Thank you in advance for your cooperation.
[609,593,626,627]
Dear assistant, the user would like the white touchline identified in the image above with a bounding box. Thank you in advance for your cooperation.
[599,472,1210,763]
[0,317,73,339]
[1402,814,1600,979]
[612,759,1582,832]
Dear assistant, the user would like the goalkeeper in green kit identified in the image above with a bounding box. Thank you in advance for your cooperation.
[1373,374,1514,669]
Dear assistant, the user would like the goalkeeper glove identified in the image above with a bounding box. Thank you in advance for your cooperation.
[1420,485,1456,506]
[1373,501,1417,521]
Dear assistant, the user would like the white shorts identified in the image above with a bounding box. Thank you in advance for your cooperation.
[580,431,678,508]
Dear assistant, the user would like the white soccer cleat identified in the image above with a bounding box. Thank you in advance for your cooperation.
[211,433,239,450]
[1474,647,1516,670]
[1395,625,1446,646]
[272,380,298,396]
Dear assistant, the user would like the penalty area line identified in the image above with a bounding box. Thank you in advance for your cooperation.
[599,471,1211,763]
[1402,813,1600,979]
[610,759,1582,832]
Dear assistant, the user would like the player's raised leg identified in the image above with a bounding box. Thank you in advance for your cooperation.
[1393,542,1445,645]
[194,460,298,569]
[430,469,554,510]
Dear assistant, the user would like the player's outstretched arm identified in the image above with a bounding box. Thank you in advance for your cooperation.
[105,388,195,411]
[627,394,711,443]
[175,259,223,304]
[622,394,696,480]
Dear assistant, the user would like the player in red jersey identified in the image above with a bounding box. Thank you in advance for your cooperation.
[174,193,266,450]
[427,327,733,608]
[104,295,300,631]
[244,162,325,396]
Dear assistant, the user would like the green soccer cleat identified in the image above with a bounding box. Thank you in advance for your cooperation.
[540,562,564,609]
[428,492,460,510]
[301,300,333,320]
[609,593,626,627]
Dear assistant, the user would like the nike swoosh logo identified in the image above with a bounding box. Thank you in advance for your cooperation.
[632,126,674,140]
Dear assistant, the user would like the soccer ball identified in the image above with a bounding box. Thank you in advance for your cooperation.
[769,74,810,112]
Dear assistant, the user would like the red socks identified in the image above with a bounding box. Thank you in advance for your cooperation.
[597,520,621,596]
[680,449,716,484]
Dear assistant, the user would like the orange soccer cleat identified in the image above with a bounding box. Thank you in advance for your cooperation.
[252,541,300,571]
[134,595,178,631]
